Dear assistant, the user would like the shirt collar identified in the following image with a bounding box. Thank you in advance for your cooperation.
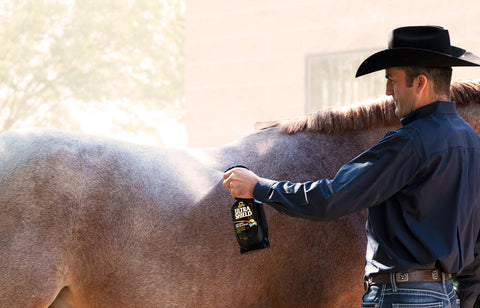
[400,101,457,126]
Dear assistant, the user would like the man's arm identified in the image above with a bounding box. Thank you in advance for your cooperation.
[225,129,421,221]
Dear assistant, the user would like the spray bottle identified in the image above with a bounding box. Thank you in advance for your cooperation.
[226,166,270,253]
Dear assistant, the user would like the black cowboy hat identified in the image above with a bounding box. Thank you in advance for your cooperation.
[356,25,480,77]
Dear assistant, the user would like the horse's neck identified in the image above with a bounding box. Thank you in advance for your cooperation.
[202,101,480,183]
[209,126,393,182]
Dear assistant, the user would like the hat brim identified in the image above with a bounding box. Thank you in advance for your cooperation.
[355,46,480,77]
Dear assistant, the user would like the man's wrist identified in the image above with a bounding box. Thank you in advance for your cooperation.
[253,178,277,202]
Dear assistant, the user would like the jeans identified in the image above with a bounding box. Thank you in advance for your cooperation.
[361,273,460,308]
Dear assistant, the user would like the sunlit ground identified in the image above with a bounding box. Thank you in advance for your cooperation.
[69,102,188,148]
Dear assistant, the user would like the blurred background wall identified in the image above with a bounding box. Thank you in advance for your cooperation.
[185,0,480,147]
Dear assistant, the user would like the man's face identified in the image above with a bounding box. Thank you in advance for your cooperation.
[385,67,417,119]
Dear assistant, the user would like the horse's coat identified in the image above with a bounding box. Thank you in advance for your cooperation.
[1,81,479,307]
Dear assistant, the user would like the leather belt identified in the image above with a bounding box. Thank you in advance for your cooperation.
[364,269,452,292]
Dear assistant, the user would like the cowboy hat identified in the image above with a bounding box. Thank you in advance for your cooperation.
[356,25,480,77]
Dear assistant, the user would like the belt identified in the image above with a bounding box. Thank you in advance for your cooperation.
[364,269,452,292]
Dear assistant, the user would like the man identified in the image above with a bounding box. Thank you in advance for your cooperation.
[223,26,480,307]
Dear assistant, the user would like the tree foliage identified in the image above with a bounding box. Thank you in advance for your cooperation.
[0,0,184,136]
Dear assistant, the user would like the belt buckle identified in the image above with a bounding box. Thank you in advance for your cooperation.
[395,272,409,282]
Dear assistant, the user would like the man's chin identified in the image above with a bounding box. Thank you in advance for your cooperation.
[394,107,407,119]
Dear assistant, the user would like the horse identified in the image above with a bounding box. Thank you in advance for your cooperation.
[0,81,479,307]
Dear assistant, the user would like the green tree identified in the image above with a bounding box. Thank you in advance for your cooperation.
[0,0,184,142]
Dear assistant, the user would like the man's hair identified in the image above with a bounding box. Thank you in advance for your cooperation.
[402,66,453,98]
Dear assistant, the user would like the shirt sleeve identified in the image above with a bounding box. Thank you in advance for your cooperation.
[253,128,422,221]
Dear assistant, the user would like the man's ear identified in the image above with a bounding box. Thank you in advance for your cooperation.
[416,74,428,94]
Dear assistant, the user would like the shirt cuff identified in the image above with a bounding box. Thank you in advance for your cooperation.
[253,178,277,202]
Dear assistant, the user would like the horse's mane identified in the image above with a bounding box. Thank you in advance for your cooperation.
[265,80,480,134]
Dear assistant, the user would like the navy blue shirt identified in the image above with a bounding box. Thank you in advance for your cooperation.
[253,101,480,305]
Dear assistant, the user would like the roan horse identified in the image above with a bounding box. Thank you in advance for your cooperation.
[1,81,480,307]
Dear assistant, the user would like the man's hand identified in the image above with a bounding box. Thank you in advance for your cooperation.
[223,167,260,199]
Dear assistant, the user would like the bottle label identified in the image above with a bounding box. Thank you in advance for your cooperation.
[233,203,253,220]
[232,200,258,242]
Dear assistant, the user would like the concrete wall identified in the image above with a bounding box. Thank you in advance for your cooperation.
[185,0,480,147]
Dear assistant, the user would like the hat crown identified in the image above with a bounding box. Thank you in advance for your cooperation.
[388,26,451,55]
